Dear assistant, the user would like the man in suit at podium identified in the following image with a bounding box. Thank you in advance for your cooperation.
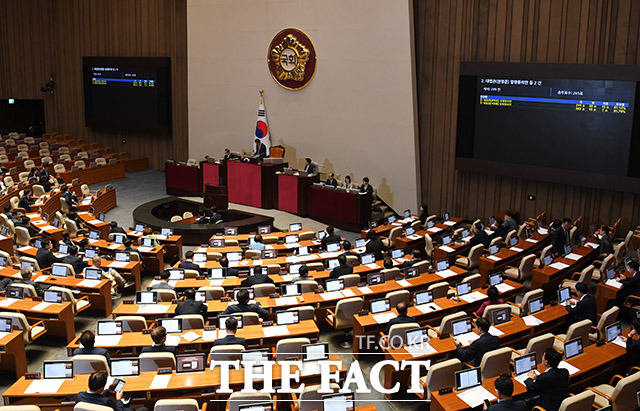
[360,177,373,196]
[303,158,317,174]
[253,139,267,160]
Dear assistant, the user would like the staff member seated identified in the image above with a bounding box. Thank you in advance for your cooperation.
[0,266,45,296]
[249,234,266,251]
[476,286,503,317]
[359,177,373,196]
[240,267,274,287]
[615,260,640,309]
[219,256,239,277]
[620,319,640,374]
[385,302,415,333]
[36,239,63,269]
[63,246,88,274]
[253,138,267,160]
[151,270,175,290]
[141,326,178,357]
[565,282,596,324]
[483,374,527,411]
[175,288,208,316]
[365,230,386,259]
[221,288,269,320]
[109,221,126,235]
[73,330,111,362]
[320,226,341,249]
[524,348,569,411]
[61,184,78,208]
[303,158,317,174]
[325,173,338,187]
[177,250,202,273]
[595,225,614,256]
[329,254,353,279]
[455,318,499,367]
[468,222,490,248]
[18,188,35,211]
[76,371,129,411]
[212,316,247,347]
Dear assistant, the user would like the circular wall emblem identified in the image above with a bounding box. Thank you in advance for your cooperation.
[268,28,317,90]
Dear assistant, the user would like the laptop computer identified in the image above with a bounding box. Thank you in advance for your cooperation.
[276,310,299,326]
[302,342,329,361]
[176,354,205,373]
[452,318,473,336]
[370,298,390,314]
[289,223,302,232]
[136,291,157,304]
[367,272,384,286]
[322,393,355,411]
[564,337,583,359]
[97,320,123,335]
[110,358,140,376]
[414,290,433,305]
[43,290,63,304]
[405,327,429,347]
[281,283,302,297]
[43,361,73,379]
[492,308,511,325]
[528,297,544,315]
[158,318,182,333]
[325,279,344,292]
[513,353,536,377]
[455,367,481,391]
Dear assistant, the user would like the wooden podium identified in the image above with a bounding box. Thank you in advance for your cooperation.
[203,184,228,211]
[276,171,316,216]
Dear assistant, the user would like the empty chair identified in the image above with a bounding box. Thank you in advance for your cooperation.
[561,265,595,291]
[81,184,91,197]
[326,297,363,347]
[54,163,66,174]
[588,371,640,410]
[504,254,535,281]
[262,236,278,244]
[76,151,89,159]
[23,160,35,170]
[285,306,315,322]
[59,197,71,214]
[170,215,182,222]
[294,384,340,411]
[183,269,199,278]
[39,142,49,149]
[209,344,244,362]
[613,242,626,266]
[427,312,467,338]
[1,312,46,343]
[490,236,503,247]
[381,267,399,281]
[74,403,112,411]
[339,274,360,287]
[510,333,555,363]
[16,152,28,160]
[455,244,484,270]
[95,157,107,166]
[424,234,434,259]
[9,196,19,209]
[64,219,78,237]
[155,289,177,302]
[244,249,262,260]
[19,256,40,271]
[0,155,8,164]
[153,399,199,411]
[14,227,30,247]
[47,286,90,314]
[306,262,325,271]
[114,316,147,332]
[252,283,276,297]
[555,390,595,411]
[139,352,176,372]
[9,283,37,298]
[516,223,528,240]
[32,185,45,198]
[589,306,619,341]
[504,229,517,246]
[74,160,86,169]
[479,347,512,378]
[462,273,482,289]
[18,172,29,182]
[71,355,109,375]
[266,264,281,274]
[388,226,403,244]
[58,146,69,154]
[535,244,554,267]
[553,319,592,352]
[418,358,462,400]
[175,314,205,330]
[295,280,319,293]
[298,231,314,241]
[182,211,193,219]
[412,260,430,273]
[3,176,14,187]
[510,289,544,316]
[427,281,449,299]
[276,337,310,360]
[39,148,50,157]
[16,144,28,152]
[593,254,615,281]
[226,393,272,411]
[386,290,410,307]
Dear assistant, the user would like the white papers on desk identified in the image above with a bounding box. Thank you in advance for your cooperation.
[372,312,397,324]
[88,239,98,244]
[439,245,455,253]
[95,335,123,346]
[564,253,582,261]
[459,291,486,303]
[415,302,441,314]
[17,246,34,252]
[34,275,49,283]
[515,370,538,385]
[11,272,22,278]
[522,315,544,326]
[32,302,52,311]
[0,331,9,342]
[341,289,356,297]
[108,244,121,250]
[525,238,538,244]
[391,222,402,227]
[216,330,227,339]
[537,228,549,235]
[0,298,18,307]
[454,332,480,346]
[280,275,293,282]
[549,262,569,270]
[202,329,216,341]
[605,279,623,289]
[488,326,504,336]
[406,343,436,357]
[558,361,580,375]
[275,297,298,306]
[137,304,170,314]
[585,242,599,249]
[443,221,457,226]
[436,269,458,278]
[396,279,412,287]
[129,231,142,236]
[263,325,289,337]
[25,378,65,394]
[487,255,501,261]
[156,234,168,240]
[77,279,102,287]
[319,252,341,259]
[611,336,627,348]
[320,291,343,301]
[81,199,91,206]
[495,283,514,293]
[165,335,180,346]
[137,246,154,253]
[108,261,129,268]
[408,234,422,240]
[509,247,524,252]
[365,263,381,270]
[88,219,103,225]
[206,279,223,287]
[427,227,442,233]
[182,331,201,342]
[41,225,57,231]
[300,361,322,376]
[283,243,298,249]
[238,260,252,266]
[358,286,373,294]
[149,374,172,389]
[457,385,496,408]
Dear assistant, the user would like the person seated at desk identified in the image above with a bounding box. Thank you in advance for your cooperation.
[418,203,429,225]
[383,257,394,270]
[122,238,136,253]
[141,326,178,357]
[365,230,386,259]
[253,138,267,160]
[620,319,640,374]
[476,285,503,317]
[330,254,353,279]
[177,250,202,274]
[36,238,63,269]
[219,256,239,277]
[109,221,126,235]
[397,250,423,269]
[212,316,247,348]
[60,232,74,248]
[73,330,111,362]
[3,205,12,221]
[340,241,359,259]
[60,184,78,208]
[495,211,518,238]
[175,288,208,316]
[468,222,490,248]
[240,266,274,287]
[550,218,572,256]
[223,148,239,161]
[595,225,614,256]
[18,188,35,211]
[359,177,373,196]
[565,282,596,324]
[221,288,269,320]
[343,175,354,190]
[12,209,38,236]
[303,158,317,174]
[37,167,52,192]
[296,264,315,282]
[615,260,640,311]
[151,270,175,290]
[385,302,415,333]
[63,245,88,274]
[249,234,266,251]
[320,226,341,249]
[524,348,569,411]
[325,173,338,187]
[455,317,499,367]
[90,256,125,298]
[76,371,129,411]
[483,374,527,411]
[67,211,85,230]
[0,266,45,296]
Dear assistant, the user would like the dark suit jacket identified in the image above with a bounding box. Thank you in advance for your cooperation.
[359,184,373,196]
[76,391,124,411]
[178,260,202,274]
[63,255,88,274]
[72,347,111,362]
[456,332,500,367]
[222,302,269,320]
[365,238,386,259]
[240,273,274,287]
[598,234,614,255]
[3,278,45,297]
[18,195,33,211]
[175,299,207,316]
[211,334,247,347]
[330,264,353,279]
[321,234,342,250]
[486,399,527,411]
[501,218,517,235]
[468,230,490,248]
[36,248,62,269]
[566,294,597,324]
[620,272,640,298]
[385,314,415,333]
[303,163,317,174]
[325,178,338,187]
[525,367,569,411]
[254,143,267,159]
[550,228,567,255]
[140,344,178,357]
[626,337,640,366]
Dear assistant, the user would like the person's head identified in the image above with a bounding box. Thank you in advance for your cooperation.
[475,317,490,333]
[254,138,260,145]
[41,238,52,250]
[110,221,118,229]
[629,260,640,274]
[345,175,351,184]
[143,227,152,236]
[543,347,561,368]
[396,302,407,316]
[362,177,369,185]
[504,212,513,221]
[305,158,311,165]
[184,288,196,300]
[24,188,31,196]
[494,374,514,399]
[60,185,67,192]
[337,254,347,267]
[632,319,640,334]
[562,217,572,230]
[575,282,589,297]
[366,230,377,240]
[298,264,309,277]
[160,270,170,280]
[80,330,96,349]
[342,240,352,251]
[62,232,70,241]
[224,148,230,155]
[123,238,131,247]
[88,371,108,393]
[487,285,500,302]
[254,234,263,244]
[411,249,422,260]
[472,222,481,233]
[12,209,23,218]
[599,225,610,236]
[326,226,335,236]
[383,257,393,269]
[219,256,229,268]
[236,289,250,304]
[329,172,335,179]
[185,250,194,261]
[3,205,10,213]
[21,266,33,280]
[420,203,428,213]
[550,219,562,230]
[225,316,238,334]
[91,256,102,267]
[68,246,78,256]
[151,326,167,345]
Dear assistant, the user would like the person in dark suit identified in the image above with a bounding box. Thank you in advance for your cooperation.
[325,173,338,187]
[37,167,51,192]
[36,238,63,269]
[596,225,614,256]
[212,316,247,347]
[60,184,78,208]
[72,330,111,362]
[616,260,640,309]
[219,256,239,277]
[253,138,267,160]
[330,254,354,279]
[0,266,45,296]
[223,148,238,161]
[621,319,640,374]
[498,212,517,238]
[456,318,499,367]
[3,205,12,221]
[385,302,415,334]
[175,288,207,316]
[303,158,317,174]
[76,371,127,411]
[320,226,342,250]
[240,268,274,287]
[468,222,490,248]
[484,374,527,411]
[296,264,315,282]
[122,238,136,253]
[525,348,569,411]
[565,282,597,324]
[548,219,566,255]
[359,177,373,196]
[18,188,35,211]
[418,203,429,224]
[221,289,269,320]
[140,326,178,357]
[109,221,127,235]
[340,241,360,260]
[365,230,386,259]
[63,246,88,274]
[177,250,202,274]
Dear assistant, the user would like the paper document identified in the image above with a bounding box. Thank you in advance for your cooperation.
[165,335,180,346]
[0,298,18,307]
[357,286,373,294]
[137,304,170,314]
[396,279,412,287]
[611,336,627,348]
[459,291,486,303]
[181,331,201,342]
[149,374,172,389]
[341,289,356,297]
[405,343,436,357]
[427,227,442,233]
[415,302,441,313]
[209,279,224,286]
[558,361,580,375]
[495,283,514,293]
[439,245,455,253]
[605,279,623,289]
[515,370,538,385]
[537,228,549,235]
[437,269,458,278]
[137,246,154,253]
[25,379,65,394]
[454,332,480,346]
[585,242,599,249]
[32,302,52,311]
[549,262,569,270]
[108,261,129,268]
[509,247,523,252]
[372,312,397,324]
[522,315,544,326]
[408,234,422,240]
[488,326,504,336]
[0,331,10,341]
[366,263,380,269]
[487,255,501,261]
[95,335,123,346]
[202,330,216,341]
[564,253,581,261]
[108,244,121,250]
[525,238,538,243]
[88,219,103,225]
[457,385,496,408]
[34,275,50,283]
[320,291,343,301]
[263,325,289,337]
[77,279,102,287]
[275,297,298,306]
[443,221,456,226]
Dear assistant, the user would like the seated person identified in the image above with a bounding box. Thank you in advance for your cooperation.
[221,288,269,320]
[343,175,354,190]
[0,266,45,296]
[212,316,247,347]
[418,203,429,224]
[60,232,75,247]
[121,238,136,253]
[60,185,78,207]
[109,221,126,235]
[296,264,314,281]
[240,266,274,287]
[320,226,341,249]
[76,371,128,411]
[620,319,640,374]
[329,254,353,279]
[18,188,35,211]
[565,282,596,324]
[89,256,125,297]
[397,249,423,269]
[219,256,239,277]
[476,285,503,317]
[12,209,38,236]
[468,222,490,248]
[177,250,202,273]
[253,138,267,160]
[151,270,175,290]
[72,330,111,362]
[340,240,359,259]
[455,318,499,367]
[359,177,373,196]
[325,173,338,187]
[365,230,386,259]
[36,238,63,269]
[63,246,88,274]
[524,348,569,411]
[141,326,178,357]
[223,148,237,161]
[484,374,527,411]
[383,257,394,270]
[303,157,317,174]
[596,225,614,256]
[249,234,266,251]
[386,302,415,333]
[175,288,207,316]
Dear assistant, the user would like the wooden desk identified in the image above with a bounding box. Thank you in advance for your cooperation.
[478,232,550,279]
[431,374,528,411]
[75,211,110,238]
[77,187,117,215]
[531,245,598,298]
[208,229,315,244]
[73,237,165,276]
[394,218,463,250]
[595,268,630,313]
[310,185,371,232]
[276,172,316,216]
[165,161,201,196]
[227,160,285,209]
[360,214,420,238]
[127,230,183,263]
[58,162,125,185]
[0,296,75,342]
[0,331,27,378]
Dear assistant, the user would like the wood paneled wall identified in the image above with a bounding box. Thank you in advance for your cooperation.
[0,0,188,170]
[414,0,640,231]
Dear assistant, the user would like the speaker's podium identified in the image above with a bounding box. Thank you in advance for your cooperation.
[276,169,317,216]
[310,183,372,232]
[203,184,228,211]
[165,160,200,196]
[226,159,286,209]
